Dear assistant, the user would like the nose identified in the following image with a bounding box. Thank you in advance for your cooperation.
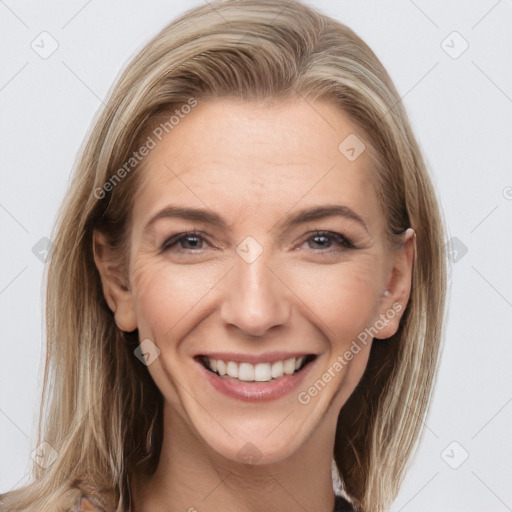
[219,249,291,337]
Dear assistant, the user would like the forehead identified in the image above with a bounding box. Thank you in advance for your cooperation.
[132,97,384,233]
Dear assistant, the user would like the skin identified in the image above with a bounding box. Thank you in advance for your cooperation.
[94,97,415,512]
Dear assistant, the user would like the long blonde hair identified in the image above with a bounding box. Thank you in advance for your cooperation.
[0,1,446,511]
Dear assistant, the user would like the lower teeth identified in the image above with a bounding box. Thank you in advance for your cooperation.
[219,374,288,381]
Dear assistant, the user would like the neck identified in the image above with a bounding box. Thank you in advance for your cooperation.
[132,402,338,512]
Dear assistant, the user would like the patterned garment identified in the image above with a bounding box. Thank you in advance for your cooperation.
[73,492,355,511]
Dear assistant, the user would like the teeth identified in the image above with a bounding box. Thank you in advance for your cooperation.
[203,356,308,382]
[271,360,283,379]
[226,361,239,378]
[216,360,227,376]
[254,363,272,382]
[238,362,254,381]
[283,358,296,375]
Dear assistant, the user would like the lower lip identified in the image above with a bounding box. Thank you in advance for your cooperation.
[195,358,316,402]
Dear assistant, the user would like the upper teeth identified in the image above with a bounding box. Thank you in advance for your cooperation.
[205,356,306,382]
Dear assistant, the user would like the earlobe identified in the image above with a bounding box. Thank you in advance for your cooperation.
[93,230,138,333]
[375,228,416,340]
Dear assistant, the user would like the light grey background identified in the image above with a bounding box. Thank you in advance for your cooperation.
[1,1,511,510]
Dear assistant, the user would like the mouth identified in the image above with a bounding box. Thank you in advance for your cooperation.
[196,354,317,383]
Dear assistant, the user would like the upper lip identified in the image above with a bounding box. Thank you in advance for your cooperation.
[196,351,316,365]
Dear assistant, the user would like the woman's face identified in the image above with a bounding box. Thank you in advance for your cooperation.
[99,97,412,465]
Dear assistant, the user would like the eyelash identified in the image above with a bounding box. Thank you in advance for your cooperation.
[160,230,355,254]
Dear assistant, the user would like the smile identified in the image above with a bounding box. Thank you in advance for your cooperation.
[200,355,315,382]
[194,353,318,402]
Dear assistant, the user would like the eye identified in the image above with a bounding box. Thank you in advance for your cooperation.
[161,231,210,252]
[160,230,355,255]
[301,230,355,252]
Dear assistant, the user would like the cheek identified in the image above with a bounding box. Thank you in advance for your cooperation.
[131,251,384,348]
[288,258,381,397]
[288,257,382,339]
[130,257,225,342]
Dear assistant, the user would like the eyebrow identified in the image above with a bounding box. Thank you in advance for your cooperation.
[145,204,369,234]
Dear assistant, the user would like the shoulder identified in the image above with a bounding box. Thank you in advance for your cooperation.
[334,494,357,512]
[72,492,116,512]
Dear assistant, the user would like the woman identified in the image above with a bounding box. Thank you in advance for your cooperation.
[0,1,446,511]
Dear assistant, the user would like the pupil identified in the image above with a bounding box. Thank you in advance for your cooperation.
[312,235,328,248]
[184,236,199,248]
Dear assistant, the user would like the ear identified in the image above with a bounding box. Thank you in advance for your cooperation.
[374,228,416,340]
[93,229,137,333]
